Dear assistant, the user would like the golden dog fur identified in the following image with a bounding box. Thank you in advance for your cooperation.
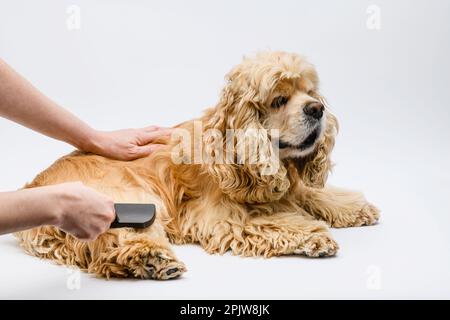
[15,52,379,280]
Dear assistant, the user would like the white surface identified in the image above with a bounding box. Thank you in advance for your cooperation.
[1,0,450,299]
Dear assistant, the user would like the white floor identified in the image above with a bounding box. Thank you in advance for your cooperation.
[1,0,450,299]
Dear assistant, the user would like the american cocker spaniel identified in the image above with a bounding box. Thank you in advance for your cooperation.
[16,51,379,280]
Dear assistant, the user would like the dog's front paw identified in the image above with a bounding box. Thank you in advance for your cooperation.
[294,232,339,257]
[355,203,380,226]
[331,202,380,228]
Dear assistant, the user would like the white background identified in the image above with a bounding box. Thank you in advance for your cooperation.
[0,0,449,299]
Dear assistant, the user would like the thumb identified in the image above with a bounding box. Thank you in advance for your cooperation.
[138,128,174,145]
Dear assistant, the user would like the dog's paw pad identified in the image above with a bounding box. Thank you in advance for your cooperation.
[146,252,187,280]
[160,264,187,280]
[166,268,179,275]
[295,233,339,258]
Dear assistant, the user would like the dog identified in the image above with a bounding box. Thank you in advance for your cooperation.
[15,51,379,280]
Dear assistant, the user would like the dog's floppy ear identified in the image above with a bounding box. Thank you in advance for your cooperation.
[296,104,339,188]
[204,83,290,204]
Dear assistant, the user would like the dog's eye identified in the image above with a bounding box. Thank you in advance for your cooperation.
[271,96,289,109]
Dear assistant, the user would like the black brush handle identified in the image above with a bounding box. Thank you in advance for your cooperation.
[110,203,156,229]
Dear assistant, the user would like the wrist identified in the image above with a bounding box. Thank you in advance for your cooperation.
[77,128,105,154]
[43,186,66,228]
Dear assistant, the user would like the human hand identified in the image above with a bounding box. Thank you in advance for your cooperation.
[50,182,115,241]
[85,126,173,160]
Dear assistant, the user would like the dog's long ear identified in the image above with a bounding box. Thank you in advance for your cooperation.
[296,104,339,188]
[204,83,290,204]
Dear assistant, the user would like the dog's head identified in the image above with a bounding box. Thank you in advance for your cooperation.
[203,51,338,202]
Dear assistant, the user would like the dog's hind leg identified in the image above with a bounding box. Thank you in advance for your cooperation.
[16,220,186,280]
[15,226,92,269]
[15,153,186,279]
[87,221,186,280]
[297,185,380,228]
[189,209,338,258]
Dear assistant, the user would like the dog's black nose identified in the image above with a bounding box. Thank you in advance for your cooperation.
[303,102,324,120]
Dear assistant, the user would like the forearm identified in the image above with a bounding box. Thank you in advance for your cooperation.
[0,58,98,150]
[0,187,60,235]
[0,58,171,160]
[0,182,115,240]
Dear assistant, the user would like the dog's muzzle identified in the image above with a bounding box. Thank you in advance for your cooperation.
[278,126,320,150]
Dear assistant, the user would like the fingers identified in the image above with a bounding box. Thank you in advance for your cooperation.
[142,125,173,132]
[133,143,165,158]
[102,197,116,223]
[58,183,116,241]
[139,126,174,145]
[77,216,112,241]
[74,213,114,242]
[143,125,160,132]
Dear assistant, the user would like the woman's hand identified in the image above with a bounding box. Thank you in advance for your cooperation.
[84,126,173,161]
[0,58,173,161]
[50,182,116,241]
[0,59,170,238]
[0,182,115,240]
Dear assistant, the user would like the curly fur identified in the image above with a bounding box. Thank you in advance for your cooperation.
[15,51,379,280]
